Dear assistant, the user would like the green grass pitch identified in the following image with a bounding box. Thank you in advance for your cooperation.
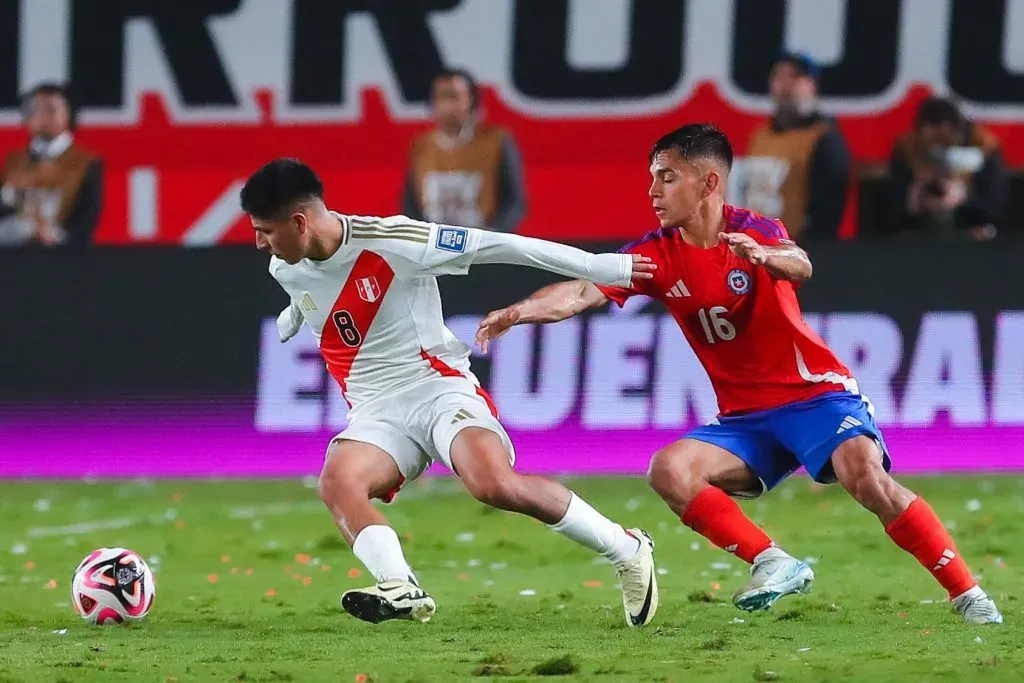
[0,475,1021,682]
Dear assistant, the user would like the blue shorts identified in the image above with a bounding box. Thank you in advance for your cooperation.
[686,391,891,498]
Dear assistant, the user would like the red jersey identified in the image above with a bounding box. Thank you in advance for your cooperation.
[597,205,856,416]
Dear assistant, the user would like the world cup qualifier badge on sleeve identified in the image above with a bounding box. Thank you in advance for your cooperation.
[436,227,468,253]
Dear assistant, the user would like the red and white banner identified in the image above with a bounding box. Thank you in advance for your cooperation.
[2,0,1023,243]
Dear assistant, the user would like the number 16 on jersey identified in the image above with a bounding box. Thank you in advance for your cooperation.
[697,306,736,343]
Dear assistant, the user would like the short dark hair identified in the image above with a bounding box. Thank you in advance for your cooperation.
[240,158,324,220]
[23,82,76,130]
[916,97,963,129]
[432,67,479,110]
[649,123,733,170]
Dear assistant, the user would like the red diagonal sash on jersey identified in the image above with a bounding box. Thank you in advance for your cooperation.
[320,251,395,403]
[419,348,500,419]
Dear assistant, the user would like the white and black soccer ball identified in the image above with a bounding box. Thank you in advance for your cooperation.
[71,548,156,624]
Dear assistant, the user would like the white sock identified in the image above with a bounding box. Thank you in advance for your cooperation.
[753,546,789,565]
[952,585,985,603]
[548,493,640,565]
[351,525,417,584]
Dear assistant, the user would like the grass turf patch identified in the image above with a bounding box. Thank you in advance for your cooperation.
[0,475,1021,682]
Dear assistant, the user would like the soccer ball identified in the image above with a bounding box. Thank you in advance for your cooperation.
[71,547,156,624]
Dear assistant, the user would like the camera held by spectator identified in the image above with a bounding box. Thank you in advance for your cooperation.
[889,97,1005,241]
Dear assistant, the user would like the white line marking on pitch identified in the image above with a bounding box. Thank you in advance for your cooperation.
[27,517,139,537]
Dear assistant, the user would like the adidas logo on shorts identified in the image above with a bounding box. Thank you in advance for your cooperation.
[836,416,863,434]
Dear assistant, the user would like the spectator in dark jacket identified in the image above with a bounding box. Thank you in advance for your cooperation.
[888,97,1005,241]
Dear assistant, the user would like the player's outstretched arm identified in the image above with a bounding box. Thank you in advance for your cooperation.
[475,279,607,354]
[718,232,813,283]
[345,215,655,284]
[472,230,655,288]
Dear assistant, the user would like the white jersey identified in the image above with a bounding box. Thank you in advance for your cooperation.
[270,212,633,413]
[271,213,486,411]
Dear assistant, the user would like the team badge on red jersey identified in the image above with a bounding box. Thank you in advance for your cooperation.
[727,269,751,295]
[356,276,382,303]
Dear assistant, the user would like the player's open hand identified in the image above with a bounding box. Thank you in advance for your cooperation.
[475,306,521,355]
[630,254,657,281]
[719,232,767,265]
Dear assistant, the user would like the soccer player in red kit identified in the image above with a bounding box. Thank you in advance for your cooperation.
[476,123,1002,625]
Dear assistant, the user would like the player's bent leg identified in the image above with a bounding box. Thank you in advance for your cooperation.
[647,438,775,562]
[832,436,1002,625]
[449,426,658,627]
[829,435,914,525]
[647,438,813,612]
[646,438,761,514]
[320,440,436,624]
[318,439,403,544]
[450,426,568,521]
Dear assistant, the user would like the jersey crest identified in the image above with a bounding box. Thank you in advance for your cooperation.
[355,276,382,303]
[727,268,751,295]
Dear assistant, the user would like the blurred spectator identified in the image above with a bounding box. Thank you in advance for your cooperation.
[739,52,851,241]
[402,68,526,232]
[888,97,1005,241]
[0,83,103,247]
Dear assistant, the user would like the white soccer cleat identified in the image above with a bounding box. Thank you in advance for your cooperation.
[341,579,436,624]
[952,586,1003,625]
[733,548,814,612]
[615,528,659,627]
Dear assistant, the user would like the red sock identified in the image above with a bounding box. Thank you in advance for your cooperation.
[885,497,977,599]
[681,486,774,563]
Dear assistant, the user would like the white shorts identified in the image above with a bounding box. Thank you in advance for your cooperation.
[328,376,516,496]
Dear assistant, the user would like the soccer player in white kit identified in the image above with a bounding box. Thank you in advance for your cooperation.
[240,159,660,627]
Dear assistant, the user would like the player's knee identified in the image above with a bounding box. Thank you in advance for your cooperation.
[317,463,368,506]
[464,469,521,510]
[452,428,520,509]
[832,439,889,505]
[647,446,708,503]
[645,449,674,493]
[316,470,344,505]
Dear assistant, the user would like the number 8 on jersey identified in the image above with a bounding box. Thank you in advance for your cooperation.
[332,310,363,347]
